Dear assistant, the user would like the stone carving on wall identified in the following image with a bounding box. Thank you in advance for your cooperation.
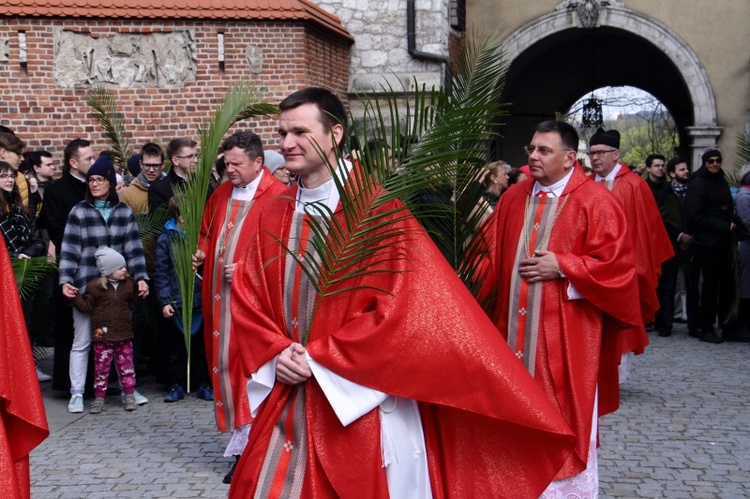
[0,38,9,62]
[556,0,623,28]
[246,45,263,75]
[54,29,197,88]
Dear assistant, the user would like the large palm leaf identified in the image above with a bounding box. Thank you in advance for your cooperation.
[286,31,508,335]
[170,83,278,390]
[12,256,57,300]
[85,86,133,172]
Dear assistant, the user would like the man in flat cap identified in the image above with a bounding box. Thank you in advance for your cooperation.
[588,128,673,375]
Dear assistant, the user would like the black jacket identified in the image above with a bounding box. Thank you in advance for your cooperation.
[148,168,184,213]
[684,166,734,248]
[37,170,87,251]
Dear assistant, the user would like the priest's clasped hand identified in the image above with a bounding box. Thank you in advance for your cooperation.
[519,250,561,283]
[277,343,312,385]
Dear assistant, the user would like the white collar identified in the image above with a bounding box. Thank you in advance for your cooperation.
[532,166,574,197]
[595,162,622,182]
[231,170,264,201]
[295,160,352,213]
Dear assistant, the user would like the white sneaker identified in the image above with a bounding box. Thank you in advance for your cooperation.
[36,368,52,382]
[122,390,148,405]
[67,394,84,413]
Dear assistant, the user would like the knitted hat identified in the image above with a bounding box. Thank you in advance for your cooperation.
[87,156,117,185]
[264,150,286,174]
[701,147,722,165]
[95,246,126,277]
[589,128,620,149]
[127,153,141,176]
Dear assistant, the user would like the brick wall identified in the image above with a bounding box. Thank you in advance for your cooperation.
[0,17,350,163]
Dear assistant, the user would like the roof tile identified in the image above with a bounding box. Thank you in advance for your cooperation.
[0,0,352,41]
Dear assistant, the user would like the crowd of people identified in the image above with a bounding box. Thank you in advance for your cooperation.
[1,87,749,497]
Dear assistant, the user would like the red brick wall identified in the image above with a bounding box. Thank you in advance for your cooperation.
[0,17,350,164]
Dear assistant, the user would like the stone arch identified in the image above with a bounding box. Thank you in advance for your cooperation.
[499,3,721,168]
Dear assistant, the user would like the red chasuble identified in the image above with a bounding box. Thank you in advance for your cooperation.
[481,166,642,479]
[228,186,577,498]
[0,238,49,499]
[199,169,287,432]
[599,167,674,328]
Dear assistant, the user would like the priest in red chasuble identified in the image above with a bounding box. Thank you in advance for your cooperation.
[0,237,49,498]
[194,131,287,482]
[228,88,576,498]
[588,127,673,380]
[478,121,643,496]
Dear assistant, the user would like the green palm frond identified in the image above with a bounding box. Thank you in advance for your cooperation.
[85,86,133,171]
[171,82,278,391]
[738,133,750,165]
[12,256,57,300]
[284,30,508,334]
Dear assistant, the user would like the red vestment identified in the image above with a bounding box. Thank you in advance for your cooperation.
[0,238,49,499]
[481,166,642,479]
[199,169,287,432]
[228,186,576,498]
[600,167,674,326]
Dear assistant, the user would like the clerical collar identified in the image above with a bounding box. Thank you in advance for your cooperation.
[295,160,351,213]
[232,170,264,201]
[595,162,622,182]
[532,166,574,197]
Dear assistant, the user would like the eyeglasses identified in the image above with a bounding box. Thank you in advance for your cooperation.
[706,158,722,165]
[0,174,15,179]
[77,156,98,163]
[523,145,571,157]
[174,154,197,160]
[87,177,108,185]
[141,163,163,170]
[586,149,618,158]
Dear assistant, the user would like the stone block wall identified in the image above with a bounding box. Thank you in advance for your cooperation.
[0,17,350,160]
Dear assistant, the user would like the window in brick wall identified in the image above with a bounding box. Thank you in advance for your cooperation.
[218,32,225,73]
[18,31,27,74]
[450,0,465,31]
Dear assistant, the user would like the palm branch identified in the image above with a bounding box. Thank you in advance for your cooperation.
[85,86,133,171]
[12,256,57,300]
[171,83,278,391]
[284,30,508,337]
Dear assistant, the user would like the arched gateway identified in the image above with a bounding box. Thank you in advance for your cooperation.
[497,0,720,169]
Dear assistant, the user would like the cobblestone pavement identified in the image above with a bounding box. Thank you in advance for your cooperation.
[31,323,750,498]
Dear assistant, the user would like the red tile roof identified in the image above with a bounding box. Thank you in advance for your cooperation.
[0,0,352,41]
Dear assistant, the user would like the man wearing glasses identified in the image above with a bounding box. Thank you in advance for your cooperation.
[684,148,742,343]
[588,128,671,377]
[148,137,198,213]
[478,120,641,496]
[120,142,165,214]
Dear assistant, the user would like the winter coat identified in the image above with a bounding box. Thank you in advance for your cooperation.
[72,277,142,342]
[684,166,735,249]
[153,218,202,310]
[59,200,148,289]
[38,171,87,251]
[0,190,44,257]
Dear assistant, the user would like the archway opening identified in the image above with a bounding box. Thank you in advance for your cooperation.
[566,86,679,167]
[495,26,694,168]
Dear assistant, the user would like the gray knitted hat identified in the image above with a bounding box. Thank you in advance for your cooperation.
[264,150,286,174]
[95,246,126,277]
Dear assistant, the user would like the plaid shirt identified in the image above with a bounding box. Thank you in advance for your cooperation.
[59,201,148,289]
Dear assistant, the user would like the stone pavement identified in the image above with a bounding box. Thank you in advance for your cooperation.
[30,323,750,498]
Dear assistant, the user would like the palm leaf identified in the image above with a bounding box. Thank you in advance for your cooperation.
[281,30,508,337]
[85,86,133,171]
[171,82,278,391]
[11,256,57,300]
